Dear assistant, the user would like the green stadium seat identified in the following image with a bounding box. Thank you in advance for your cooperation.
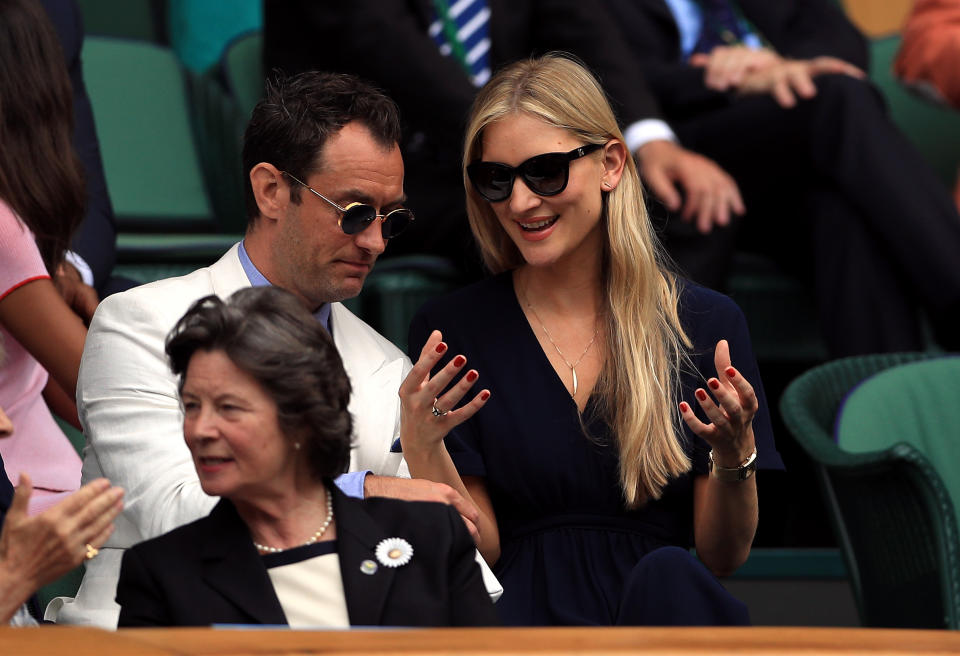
[81,37,216,234]
[780,353,960,628]
[115,233,239,264]
[352,255,463,352]
[220,30,264,120]
[871,35,960,187]
[77,0,164,42]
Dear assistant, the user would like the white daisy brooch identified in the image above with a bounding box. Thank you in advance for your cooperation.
[375,537,413,568]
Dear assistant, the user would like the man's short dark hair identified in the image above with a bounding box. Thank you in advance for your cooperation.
[166,286,353,480]
[241,70,402,227]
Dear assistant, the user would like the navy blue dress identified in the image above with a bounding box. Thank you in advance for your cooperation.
[408,272,783,626]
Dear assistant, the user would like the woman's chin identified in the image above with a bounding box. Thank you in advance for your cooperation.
[195,468,236,498]
[197,479,230,498]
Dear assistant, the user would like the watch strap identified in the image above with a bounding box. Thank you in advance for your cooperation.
[708,447,758,482]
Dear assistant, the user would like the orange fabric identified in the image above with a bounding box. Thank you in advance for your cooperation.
[895,0,960,108]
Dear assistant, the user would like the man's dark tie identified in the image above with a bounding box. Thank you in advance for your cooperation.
[692,0,751,55]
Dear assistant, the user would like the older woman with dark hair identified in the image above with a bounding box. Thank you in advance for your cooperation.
[115,286,496,627]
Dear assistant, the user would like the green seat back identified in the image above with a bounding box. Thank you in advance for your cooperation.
[836,357,960,537]
[37,565,86,618]
[116,232,239,264]
[354,256,462,352]
[82,37,215,232]
[871,35,960,186]
[77,0,164,42]
[221,30,264,120]
[780,352,960,628]
[168,0,262,74]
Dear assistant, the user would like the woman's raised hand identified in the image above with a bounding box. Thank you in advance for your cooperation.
[678,339,758,466]
[398,330,491,454]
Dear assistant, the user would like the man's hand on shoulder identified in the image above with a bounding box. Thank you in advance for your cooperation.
[363,475,481,543]
[635,140,745,234]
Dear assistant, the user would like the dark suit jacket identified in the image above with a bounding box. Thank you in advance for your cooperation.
[116,486,498,627]
[604,0,869,119]
[265,0,660,150]
[41,0,117,292]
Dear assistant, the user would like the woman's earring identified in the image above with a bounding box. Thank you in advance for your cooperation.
[293,442,301,451]
[602,181,612,189]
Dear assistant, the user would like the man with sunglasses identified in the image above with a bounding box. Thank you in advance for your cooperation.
[51,71,500,628]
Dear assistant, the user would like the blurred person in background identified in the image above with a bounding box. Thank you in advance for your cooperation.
[895,0,960,212]
[0,0,90,515]
[603,0,960,356]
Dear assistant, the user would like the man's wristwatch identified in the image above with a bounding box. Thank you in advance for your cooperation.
[708,447,758,482]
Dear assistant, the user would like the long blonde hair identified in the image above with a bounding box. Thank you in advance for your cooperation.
[463,54,693,506]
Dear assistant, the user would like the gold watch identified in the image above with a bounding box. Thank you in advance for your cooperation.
[708,447,758,482]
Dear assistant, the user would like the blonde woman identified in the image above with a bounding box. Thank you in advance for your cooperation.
[398,54,783,626]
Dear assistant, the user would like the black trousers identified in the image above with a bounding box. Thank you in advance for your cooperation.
[659,74,960,357]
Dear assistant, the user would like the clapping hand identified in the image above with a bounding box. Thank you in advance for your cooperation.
[0,474,123,597]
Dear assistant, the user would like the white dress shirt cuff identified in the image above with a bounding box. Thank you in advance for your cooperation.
[64,250,95,286]
[624,119,678,153]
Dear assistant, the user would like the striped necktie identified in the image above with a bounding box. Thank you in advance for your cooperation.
[692,0,752,55]
[429,0,492,87]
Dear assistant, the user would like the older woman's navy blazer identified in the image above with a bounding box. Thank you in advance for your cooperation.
[116,485,498,627]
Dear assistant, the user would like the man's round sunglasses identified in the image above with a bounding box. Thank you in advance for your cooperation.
[281,171,414,239]
[466,143,603,203]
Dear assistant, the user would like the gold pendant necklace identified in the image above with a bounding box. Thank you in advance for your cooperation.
[521,285,599,398]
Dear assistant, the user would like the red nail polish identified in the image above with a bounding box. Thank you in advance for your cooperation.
[466,370,478,382]
[480,391,490,401]
[696,389,707,401]
[725,367,736,378]
[453,355,466,367]
[435,343,446,354]
[708,378,720,390]
[679,402,690,413]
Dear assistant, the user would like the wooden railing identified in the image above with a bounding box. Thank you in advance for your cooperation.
[3,626,960,655]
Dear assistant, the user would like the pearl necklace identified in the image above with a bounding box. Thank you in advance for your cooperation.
[253,490,334,554]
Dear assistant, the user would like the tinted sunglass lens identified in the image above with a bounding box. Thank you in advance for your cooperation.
[340,203,377,235]
[521,154,568,195]
[469,163,514,202]
[382,209,414,239]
